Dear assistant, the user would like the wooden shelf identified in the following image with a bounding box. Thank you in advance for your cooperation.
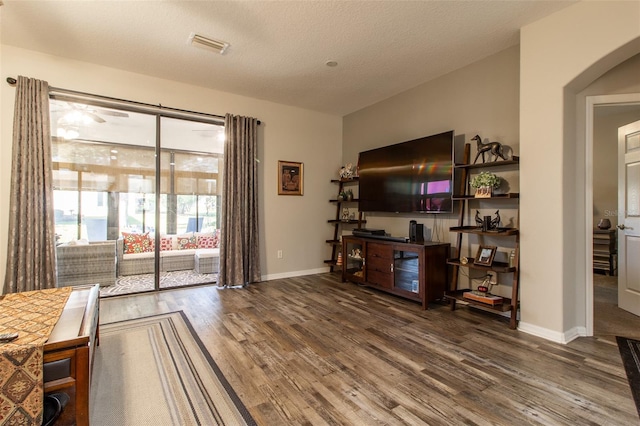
[330,177,359,183]
[330,198,360,203]
[444,290,514,313]
[452,193,519,200]
[454,158,519,170]
[447,258,516,273]
[328,219,365,224]
[449,226,519,236]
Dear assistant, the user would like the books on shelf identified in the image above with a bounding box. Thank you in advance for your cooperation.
[463,291,504,306]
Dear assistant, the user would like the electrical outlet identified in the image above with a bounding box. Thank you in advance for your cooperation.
[277,250,283,259]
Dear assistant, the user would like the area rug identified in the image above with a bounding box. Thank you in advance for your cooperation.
[616,336,640,417]
[100,270,218,297]
[90,311,255,425]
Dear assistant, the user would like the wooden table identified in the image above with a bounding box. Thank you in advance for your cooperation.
[43,284,100,426]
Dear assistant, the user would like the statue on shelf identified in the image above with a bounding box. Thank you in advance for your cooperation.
[339,163,354,179]
[475,210,500,231]
[472,135,508,164]
[341,208,350,222]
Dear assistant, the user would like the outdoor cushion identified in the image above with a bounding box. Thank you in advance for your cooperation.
[122,232,151,254]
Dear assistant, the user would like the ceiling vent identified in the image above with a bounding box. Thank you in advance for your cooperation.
[188,32,229,55]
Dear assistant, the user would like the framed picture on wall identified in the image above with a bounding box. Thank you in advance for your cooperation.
[278,161,304,195]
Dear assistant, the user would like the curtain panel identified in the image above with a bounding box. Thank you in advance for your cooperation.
[219,114,261,286]
[3,76,57,293]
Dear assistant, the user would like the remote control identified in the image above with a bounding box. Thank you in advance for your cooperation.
[0,332,18,342]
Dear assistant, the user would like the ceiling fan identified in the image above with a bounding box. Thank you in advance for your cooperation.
[68,103,129,123]
[51,100,129,124]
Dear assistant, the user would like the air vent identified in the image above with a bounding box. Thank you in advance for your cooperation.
[188,32,229,55]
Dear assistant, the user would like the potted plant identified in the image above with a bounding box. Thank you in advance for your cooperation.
[470,171,501,198]
[344,189,353,201]
[337,191,347,201]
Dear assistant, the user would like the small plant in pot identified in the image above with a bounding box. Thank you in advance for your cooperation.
[470,172,501,197]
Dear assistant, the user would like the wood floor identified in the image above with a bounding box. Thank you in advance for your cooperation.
[99,273,640,425]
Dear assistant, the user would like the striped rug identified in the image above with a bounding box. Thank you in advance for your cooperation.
[90,311,256,425]
[617,336,640,418]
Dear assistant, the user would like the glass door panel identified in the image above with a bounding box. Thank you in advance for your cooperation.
[51,99,157,292]
[158,117,223,289]
[344,238,365,282]
[393,248,420,294]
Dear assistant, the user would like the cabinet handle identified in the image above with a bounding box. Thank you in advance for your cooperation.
[390,263,394,272]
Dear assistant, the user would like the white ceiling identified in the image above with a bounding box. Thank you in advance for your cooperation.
[1,1,576,116]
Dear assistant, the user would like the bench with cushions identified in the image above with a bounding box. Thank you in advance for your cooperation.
[116,231,220,276]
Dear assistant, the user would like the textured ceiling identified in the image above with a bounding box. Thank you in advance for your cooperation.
[1,1,576,116]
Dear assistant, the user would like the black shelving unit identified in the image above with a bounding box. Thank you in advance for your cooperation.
[324,178,365,272]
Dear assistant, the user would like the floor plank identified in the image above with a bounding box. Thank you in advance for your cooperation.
[98,273,640,425]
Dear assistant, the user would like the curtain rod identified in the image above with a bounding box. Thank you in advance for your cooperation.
[5,77,261,125]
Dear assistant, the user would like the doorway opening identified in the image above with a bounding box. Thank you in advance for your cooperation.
[586,93,640,338]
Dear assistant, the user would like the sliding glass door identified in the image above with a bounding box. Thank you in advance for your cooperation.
[158,117,223,289]
[50,98,223,295]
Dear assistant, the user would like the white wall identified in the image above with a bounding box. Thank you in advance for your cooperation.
[520,0,640,342]
[343,46,521,298]
[0,46,343,291]
[593,107,640,229]
[580,53,640,230]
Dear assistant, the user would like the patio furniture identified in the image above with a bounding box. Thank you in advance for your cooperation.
[195,250,220,274]
[56,240,116,287]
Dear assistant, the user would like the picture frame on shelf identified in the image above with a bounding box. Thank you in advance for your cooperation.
[278,161,304,195]
[474,245,497,266]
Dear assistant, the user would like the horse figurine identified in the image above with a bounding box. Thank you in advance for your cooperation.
[472,135,508,164]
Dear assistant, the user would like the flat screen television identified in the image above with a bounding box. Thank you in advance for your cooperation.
[358,130,454,213]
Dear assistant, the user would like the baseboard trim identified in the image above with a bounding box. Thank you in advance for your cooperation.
[518,322,585,344]
[261,267,330,282]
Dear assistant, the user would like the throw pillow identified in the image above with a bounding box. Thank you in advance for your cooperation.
[160,236,173,251]
[177,235,197,250]
[197,235,216,249]
[145,236,155,252]
[122,232,150,254]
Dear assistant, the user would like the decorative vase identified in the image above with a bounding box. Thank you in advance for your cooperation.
[597,218,611,230]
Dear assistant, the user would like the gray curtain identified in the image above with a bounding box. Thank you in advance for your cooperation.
[3,76,57,293]
[219,114,261,286]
